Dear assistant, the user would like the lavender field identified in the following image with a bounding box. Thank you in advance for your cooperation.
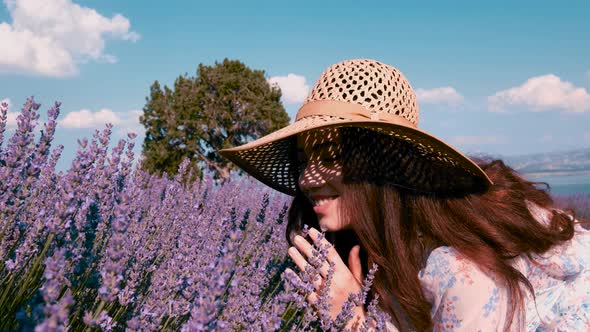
[1,99,588,331]
[1,99,397,331]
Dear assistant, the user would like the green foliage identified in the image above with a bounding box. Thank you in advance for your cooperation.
[140,58,290,180]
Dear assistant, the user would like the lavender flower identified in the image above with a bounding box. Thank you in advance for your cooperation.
[35,249,74,332]
[0,99,8,150]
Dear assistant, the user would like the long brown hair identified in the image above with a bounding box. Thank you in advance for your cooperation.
[286,127,584,331]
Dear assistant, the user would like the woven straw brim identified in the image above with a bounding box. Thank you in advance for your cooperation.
[220,115,492,196]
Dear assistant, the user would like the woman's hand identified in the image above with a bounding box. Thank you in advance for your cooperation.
[286,227,367,328]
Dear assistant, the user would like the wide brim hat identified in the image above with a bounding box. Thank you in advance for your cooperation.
[220,59,492,196]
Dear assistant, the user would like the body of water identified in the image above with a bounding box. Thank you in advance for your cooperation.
[547,183,590,195]
[523,173,590,195]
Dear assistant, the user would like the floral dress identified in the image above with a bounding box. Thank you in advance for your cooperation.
[388,202,590,331]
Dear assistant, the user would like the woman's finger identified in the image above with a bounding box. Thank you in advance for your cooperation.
[348,245,363,285]
[288,246,323,289]
[306,291,319,306]
[293,235,330,277]
[286,269,319,305]
[308,227,343,266]
[285,268,321,305]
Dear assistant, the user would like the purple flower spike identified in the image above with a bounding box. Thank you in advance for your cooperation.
[35,249,74,332]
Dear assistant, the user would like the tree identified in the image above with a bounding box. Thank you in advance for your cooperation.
[140,59,290,180]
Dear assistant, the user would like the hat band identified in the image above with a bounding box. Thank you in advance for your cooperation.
[295,100,416,128]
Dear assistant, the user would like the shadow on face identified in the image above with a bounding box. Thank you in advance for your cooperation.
[296,127,344,192]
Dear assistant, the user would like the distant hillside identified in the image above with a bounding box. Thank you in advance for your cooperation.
[502,147,590,175]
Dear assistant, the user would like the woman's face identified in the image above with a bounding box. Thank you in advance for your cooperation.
[296,128,350,231]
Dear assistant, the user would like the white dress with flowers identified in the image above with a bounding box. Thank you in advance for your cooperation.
[388,203,590,331]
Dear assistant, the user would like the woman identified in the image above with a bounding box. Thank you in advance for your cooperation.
[220,59,589,331]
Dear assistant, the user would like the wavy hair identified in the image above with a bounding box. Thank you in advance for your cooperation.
[286,127,585,331]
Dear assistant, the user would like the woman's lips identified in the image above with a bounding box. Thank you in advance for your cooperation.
[312,196,338,214]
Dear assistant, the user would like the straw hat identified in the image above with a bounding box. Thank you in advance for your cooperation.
[220,59,492,196]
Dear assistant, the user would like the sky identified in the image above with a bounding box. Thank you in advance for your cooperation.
[1,0,589,172]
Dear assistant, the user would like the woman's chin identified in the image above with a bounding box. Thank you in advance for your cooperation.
[318,218,342,232]
[316,218,327,232]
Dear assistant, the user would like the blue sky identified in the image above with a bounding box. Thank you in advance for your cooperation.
[1,0,589,171]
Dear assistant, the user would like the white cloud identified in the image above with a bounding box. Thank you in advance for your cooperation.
[415,87,464,105]
[60,108,141,133]
[488,74,590,113]
[0,0,139,77]
[267,74,310,104]
[6,112,18,128]
[452,135,505,145]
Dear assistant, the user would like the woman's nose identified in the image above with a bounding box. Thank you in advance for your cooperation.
[298,161,327,192]
[298,159,343,192]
